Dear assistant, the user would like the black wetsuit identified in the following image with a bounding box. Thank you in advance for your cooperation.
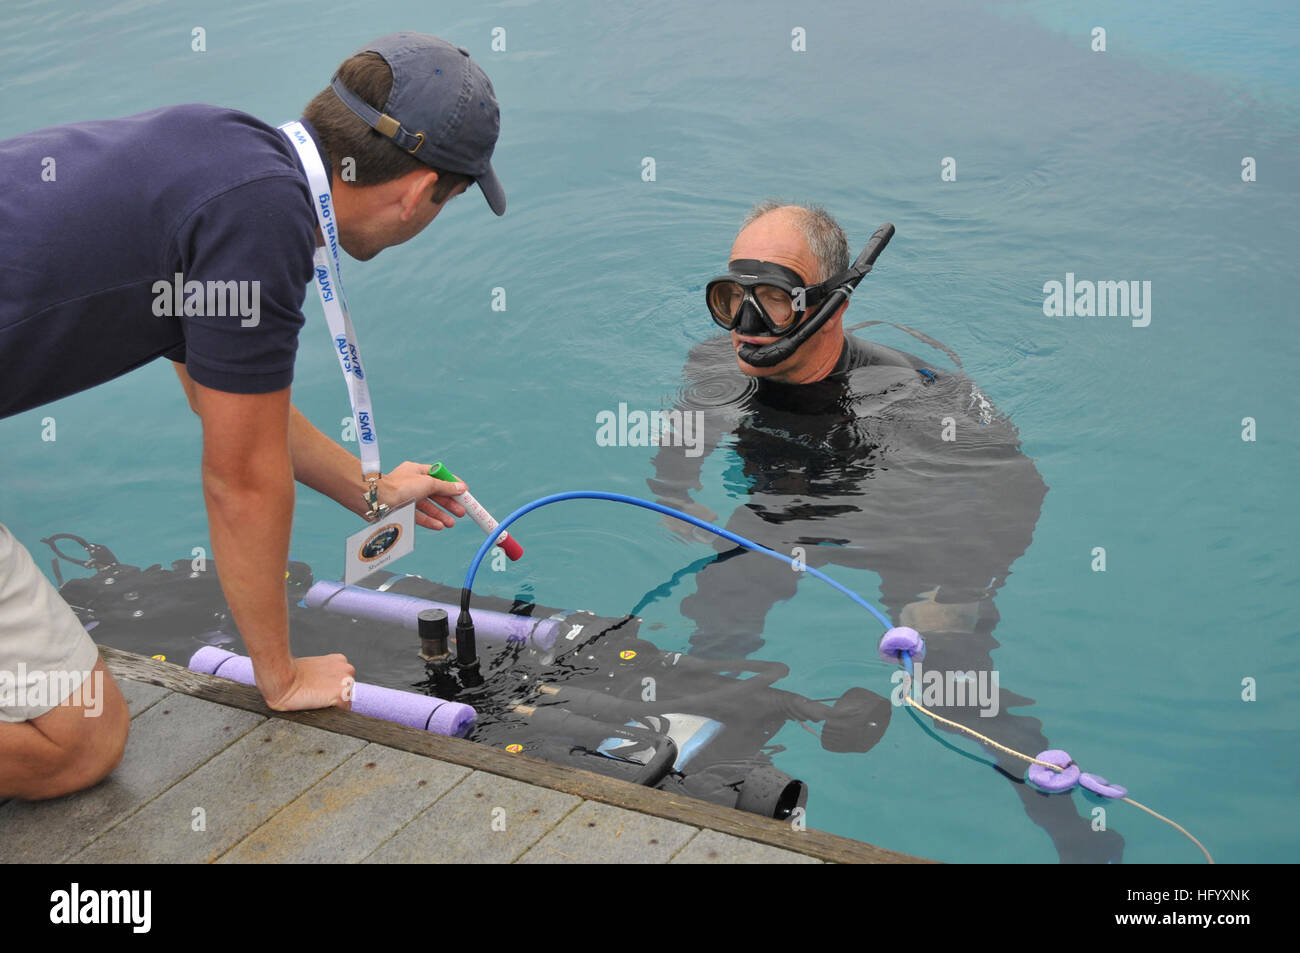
[648,332,1124,863]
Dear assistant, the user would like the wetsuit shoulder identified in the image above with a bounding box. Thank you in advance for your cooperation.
[836,334,931,374]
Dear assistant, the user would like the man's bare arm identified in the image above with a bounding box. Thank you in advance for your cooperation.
[187,373,354,710]
[175,361,465,530]
[286,404,375,519]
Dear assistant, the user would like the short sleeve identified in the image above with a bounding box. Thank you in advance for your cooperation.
[169,175,317,393]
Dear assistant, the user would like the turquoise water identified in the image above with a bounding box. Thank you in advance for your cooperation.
[2,0,1297,863]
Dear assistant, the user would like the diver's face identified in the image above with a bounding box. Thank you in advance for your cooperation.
[726,211,842,382]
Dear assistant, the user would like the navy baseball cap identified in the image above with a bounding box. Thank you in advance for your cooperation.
[330,32,505,215]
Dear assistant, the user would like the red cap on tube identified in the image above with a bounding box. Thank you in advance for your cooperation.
[499,534,524,561]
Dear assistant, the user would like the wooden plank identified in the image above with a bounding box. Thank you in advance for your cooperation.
[0,692,263,863]
[103,646,932,864]
[72,719,365,864]
[517,800,697,864]
[672,829,823,864]
[218,744,469,864]
[363,770,581,864]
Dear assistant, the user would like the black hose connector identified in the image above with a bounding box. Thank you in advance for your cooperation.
[454,607,482,687]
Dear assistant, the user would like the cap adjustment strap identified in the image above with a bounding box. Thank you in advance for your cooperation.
[330,75,428,156]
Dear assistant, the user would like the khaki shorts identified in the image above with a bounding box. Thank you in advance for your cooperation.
[0,522,101,722]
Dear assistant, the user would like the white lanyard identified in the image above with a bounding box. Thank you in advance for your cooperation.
[280,121,386,518]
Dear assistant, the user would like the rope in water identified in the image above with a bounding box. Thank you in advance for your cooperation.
[460,491,1213,864]
[897,670,1214,863]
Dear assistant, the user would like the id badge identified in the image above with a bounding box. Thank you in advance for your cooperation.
[344,500,416,585]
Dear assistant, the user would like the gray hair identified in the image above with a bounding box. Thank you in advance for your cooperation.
[738,201,849,283]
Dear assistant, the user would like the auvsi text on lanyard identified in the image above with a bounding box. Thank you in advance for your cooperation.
[280,120,386,521]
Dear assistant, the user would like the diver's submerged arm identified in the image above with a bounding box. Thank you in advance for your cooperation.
[646,344,730,510]
[645,405,728,529]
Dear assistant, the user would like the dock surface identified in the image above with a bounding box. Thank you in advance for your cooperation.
[0,648,929,864]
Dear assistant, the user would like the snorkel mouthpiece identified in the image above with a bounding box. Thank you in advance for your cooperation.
[736,222,895,369]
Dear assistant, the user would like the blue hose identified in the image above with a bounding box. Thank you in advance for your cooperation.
[459,491,893,631]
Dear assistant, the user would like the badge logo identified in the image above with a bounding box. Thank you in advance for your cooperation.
[360,523,403,561]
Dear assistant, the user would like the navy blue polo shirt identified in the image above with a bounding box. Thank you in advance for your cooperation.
[0,104,325,419]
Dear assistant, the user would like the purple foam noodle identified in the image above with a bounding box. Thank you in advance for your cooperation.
[351,682,476,736]
[303,581,560,651]
[878,626,926,663]
[187,646,476,737]
[1026,749,1081,793]
[1080,773,1128,799]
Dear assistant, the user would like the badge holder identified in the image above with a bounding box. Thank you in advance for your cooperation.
[344,473,415,586]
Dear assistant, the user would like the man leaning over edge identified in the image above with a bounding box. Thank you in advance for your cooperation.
[0,33,504,799]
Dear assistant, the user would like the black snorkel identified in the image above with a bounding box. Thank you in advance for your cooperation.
[735,222,895,369]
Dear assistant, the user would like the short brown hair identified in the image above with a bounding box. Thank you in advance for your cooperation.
[303,52,474,204]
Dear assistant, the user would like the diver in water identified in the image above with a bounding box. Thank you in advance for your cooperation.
[0,34,503,798]
[647,202,1122,863]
